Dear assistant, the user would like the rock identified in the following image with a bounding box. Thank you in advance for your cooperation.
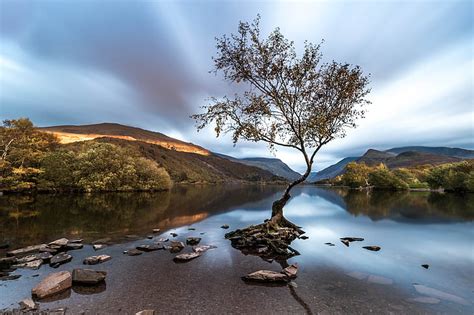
[169,241,185,253]
[15,259,42,270]
[0,243,9,249]
[340,237,364,242]
[170,233,178,237]
[39,247,58,254]
[49,238,69,247]
[200,232,205,235]
[156,238,169,242]
[125,235,139,239]
[0,274,21,281]
[363,246,381,251]
[68,239,83,243]
[0,257,17,269]
[66,243,84,250]
[32,271,72,299]
[421,264,429,269]
[72,268,107,285]
[413,284,469,305]
[38,252,53,262]
[152,229,160,233]
[341,239,350,247]
[324,242,335,246]
[257,246,268,254]
[16,254,39,264]
[242,270,289,283]
[7,244,47,257]
[49,253,72,267]
[136,244,164,252]
[407,296,440,304]
[19,298,38,311]
[93,244,106,251]
[299,235,309,240]
[136,310,155,315]
[173,252,201,262]
[192,245,217,253]
[186,237,201,245]
[83,255,111,265]
[281,264,298,279]
[221,224,229,229]
[146,235,153,239]
[367,275,393,285]
[124,249,143,256]
[188,227,196,230]
[48,308,67,315]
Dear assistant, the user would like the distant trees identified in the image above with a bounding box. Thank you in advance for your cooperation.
[0,118,172,193]
[339,160,473,192]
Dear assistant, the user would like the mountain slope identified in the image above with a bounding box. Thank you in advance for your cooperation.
[216,154,301,181]
[41,123,210,155]
[307,157,358,182]
[386,146,474,159]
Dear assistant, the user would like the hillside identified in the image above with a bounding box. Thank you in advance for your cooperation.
[386,146,474,159]
[307,157,358,182]
[41,123,210,155]
[216,154,301,181]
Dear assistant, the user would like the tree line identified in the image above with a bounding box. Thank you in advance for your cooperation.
[0,118,172,193]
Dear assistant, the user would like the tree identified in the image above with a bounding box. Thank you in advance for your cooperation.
[342,162,370,188]
[193,16,371,231]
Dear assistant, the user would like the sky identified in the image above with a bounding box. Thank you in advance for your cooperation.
[0,0,473,172]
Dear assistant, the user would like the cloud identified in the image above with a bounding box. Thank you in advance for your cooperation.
[0,0,472,172]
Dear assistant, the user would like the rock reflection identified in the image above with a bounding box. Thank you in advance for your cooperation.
[72,282,106,295]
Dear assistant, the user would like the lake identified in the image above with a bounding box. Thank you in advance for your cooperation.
[1,185,473,314]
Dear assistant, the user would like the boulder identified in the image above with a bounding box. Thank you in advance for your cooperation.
[32,271,72,299]
[186,237,201,245]
[136,244,164,252]
[83,254,111,265]
[192,245,217,253]
[7,244,47,257]
[363,246,381,251]
[19,298,37,311]
[49,253,72,267]
[173,252,201,262]
[72,268,107,285]
[48,238,69,247]
[242,270,289,283]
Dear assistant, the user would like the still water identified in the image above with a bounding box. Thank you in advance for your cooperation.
[0,185,473,314]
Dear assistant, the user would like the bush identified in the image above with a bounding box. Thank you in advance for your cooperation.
[368,165,409,190]
[426,161,474,192]
[342,162,370,188]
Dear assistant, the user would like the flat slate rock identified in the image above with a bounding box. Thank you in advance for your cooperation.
[363,246,381,251]
[281,264,298,279]
[0,274,21,281]
[15,259,42,270]
[83,255,111,265]
[324,242,335,246]
[173,252,201,262]
[50,253,72,268]
[186,237,201,245]
[340,237,364,242]
[340,239,350,247]
[242,270,289,283]
[221,224,230,229]
[136,244,164,252]
[7,244,47,257]
[66,243,84,250]
[192,245,217,253]
[124,249,143,256]
[72,268,107,285]
[48,238,69,247]
[136,310,156,315]
[169,241,185,253]
[19,298,38,311]
[32,271,72,299]
[93,244,106,251]
[421,264,429,269]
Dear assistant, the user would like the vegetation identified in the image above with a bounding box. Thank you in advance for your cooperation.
[192,15,371,230]
[0,118,172,193]
[338,160,473,192]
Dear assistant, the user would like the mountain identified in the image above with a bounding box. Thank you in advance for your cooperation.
[42,123,284,184]
[308,146,471,183]
[215,154,301,181]
[386,146,474,159]
[307,157,358,182]
[41,123,210,155]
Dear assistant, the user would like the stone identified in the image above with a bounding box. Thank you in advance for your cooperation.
[413,284,469,305]
[93,244,106,251]
[0,243,9,249]
[282,264,298,279]
[421,264,429,269]
[146,235,153,239]
[156,238,169,242]
[32,271,72,299]
[15,259,42,270]
[188,227,196,230]
[242,270,289,283]
[124,249,143,256]
[136,244,164,252]
[68,239,83,243]
[363,246,381,251]
[72,268,107,285]
[173,252,201,262]
[136,310,155,315]
[299,235,309,240]
[83,255,111,265]
[186,237,201,245]
[367,275,393,285]
[16,254,39,264]
[38,252,53,262]
[341,239,350,247]
[169,241,185,253]
[170,233,178,237]
[340,237,364,242]
[192,245,217,253]
[407,297,440,304]
[48,308,67,315]
[19,298,37,311]
[66,243,84,250]
[7,244,47,257]
[39,247,58,254]
[324,242,335,246]
[0,257,17,269]
[221,224,230,229]
[50,253,72,267]
[0,274,21,281]
[49,238,69,247]
[152,229,160,233]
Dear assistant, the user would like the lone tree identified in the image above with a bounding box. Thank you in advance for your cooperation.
[193,17,370,248]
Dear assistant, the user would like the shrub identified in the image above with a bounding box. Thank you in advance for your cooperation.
[368,165,409,190]
[342,162,370,188]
